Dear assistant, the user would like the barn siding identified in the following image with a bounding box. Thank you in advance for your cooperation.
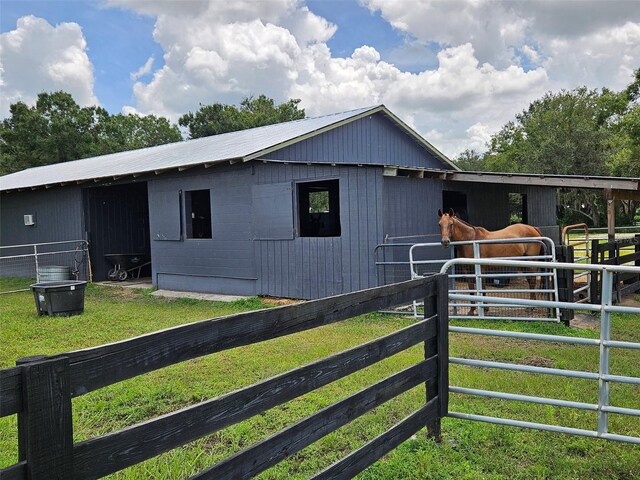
[382,176,445,238]
[0,187,84,247]
[253,163,383,299]
[267,112,449,170]
[147,164,257,295]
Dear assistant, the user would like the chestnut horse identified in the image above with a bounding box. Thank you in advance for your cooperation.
[437,209,544,315]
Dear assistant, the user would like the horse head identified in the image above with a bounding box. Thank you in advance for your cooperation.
[437,208,456,247]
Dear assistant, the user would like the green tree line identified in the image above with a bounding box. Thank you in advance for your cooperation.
[454,68,640,227]
[0,92,305,175]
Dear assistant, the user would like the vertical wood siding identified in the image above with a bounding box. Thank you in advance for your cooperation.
[442,181,557,230]
[382,176,445,238]
[253,163,383,299]
[148,165,257,295]
[0,188,84,246]
[267,112,449,170]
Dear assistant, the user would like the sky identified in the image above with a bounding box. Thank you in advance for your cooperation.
[1,0,639,158]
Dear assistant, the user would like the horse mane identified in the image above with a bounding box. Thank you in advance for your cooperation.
[452,214,479,237]
[452,214,473,228]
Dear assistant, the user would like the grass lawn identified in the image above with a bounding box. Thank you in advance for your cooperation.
[1,283,639,479]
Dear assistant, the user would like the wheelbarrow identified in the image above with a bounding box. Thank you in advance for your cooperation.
[104,253,151,281]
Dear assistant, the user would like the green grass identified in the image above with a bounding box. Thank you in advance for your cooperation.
[1,285,639,479]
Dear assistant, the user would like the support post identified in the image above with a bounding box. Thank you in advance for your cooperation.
[424,274,449,442]
[555,245,574,325]
[33,245,40,283]
[17,356,73,480]
[598,271,612,436]
[607,200,615,241]
[472,242,484,318]
[590,239,601,304]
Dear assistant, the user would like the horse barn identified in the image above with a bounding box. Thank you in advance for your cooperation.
[1,105,639,299]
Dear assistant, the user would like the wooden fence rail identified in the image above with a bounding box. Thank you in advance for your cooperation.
[0,275,448,480]
[590,235,640,303]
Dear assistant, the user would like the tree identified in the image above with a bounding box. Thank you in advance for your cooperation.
[481,82,640,226]
[0,91,181,175]
[453,149,486,171]
[179,95,305,139]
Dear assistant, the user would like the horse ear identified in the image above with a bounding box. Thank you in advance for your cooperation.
[437,209,443,217]
[448,208,455,216]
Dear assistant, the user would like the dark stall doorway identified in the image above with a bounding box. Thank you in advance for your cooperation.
[83,182,151,281]
[442,190,468,221]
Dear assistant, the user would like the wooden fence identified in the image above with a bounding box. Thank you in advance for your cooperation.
[0,275,448,480]
[590,235,640,303]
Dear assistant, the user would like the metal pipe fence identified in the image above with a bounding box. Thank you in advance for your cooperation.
[441,258,640,444]
[0,240,91,294]
[405,237,559,322]
[562,223,591,303]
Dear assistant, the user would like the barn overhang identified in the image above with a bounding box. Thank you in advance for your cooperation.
[380,166,639,196]
[384,167,640,240]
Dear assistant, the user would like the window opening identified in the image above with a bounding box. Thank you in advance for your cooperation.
[442,191,468,221]
[509,193,528,224]
[185,189,212,239]
[298,180,341,237]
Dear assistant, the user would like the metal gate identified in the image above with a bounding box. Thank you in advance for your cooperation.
[0,240,91,294]
[442,258,640,444]
[407,237,560,322]
[562,223,591,302]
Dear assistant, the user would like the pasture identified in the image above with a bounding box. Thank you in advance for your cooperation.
[0,282,639,479]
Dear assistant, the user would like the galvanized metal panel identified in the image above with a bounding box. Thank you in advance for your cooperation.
[0,107,380,192]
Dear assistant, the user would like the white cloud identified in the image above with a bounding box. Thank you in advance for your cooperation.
[108,0,547,157]
[104,1,553,156]
[0,15,97,117]
[5,0,625,158]
[130,56,154,81]
[362,0,640,92]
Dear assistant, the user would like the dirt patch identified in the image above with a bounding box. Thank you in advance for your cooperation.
[261,296,304,306]
[522,356,554,367]
[620,295,640,308]
[571,313,599,331]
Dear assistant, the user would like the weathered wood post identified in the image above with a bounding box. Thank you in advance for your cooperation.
[424,273,449,441]
[590,239,601,304]
[16,355,73,479]
[555,245,574,325]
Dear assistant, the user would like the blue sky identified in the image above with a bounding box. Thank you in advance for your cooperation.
[1,1,162,114]
[0,0,426,115]
[1,1,639,156]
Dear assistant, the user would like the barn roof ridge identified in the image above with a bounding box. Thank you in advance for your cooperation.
[0,105,455,192]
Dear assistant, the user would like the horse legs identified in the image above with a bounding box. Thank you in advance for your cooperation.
[525,268,538,315]
[467,266,489,317]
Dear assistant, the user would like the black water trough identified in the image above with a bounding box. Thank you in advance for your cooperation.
[31,281,87,317]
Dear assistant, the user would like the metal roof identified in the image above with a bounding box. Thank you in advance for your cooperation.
[0,105,455,192]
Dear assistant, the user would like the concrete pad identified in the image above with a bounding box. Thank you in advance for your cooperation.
[151,289,249,302]
[97,279,153,289]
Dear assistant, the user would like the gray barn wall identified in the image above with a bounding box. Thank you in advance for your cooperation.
[0,187,84,247]
[147,164,257,295]
[442,182,557,231]
[253,162,383,299]
[267,112,449,170]
[382,176,445,238]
